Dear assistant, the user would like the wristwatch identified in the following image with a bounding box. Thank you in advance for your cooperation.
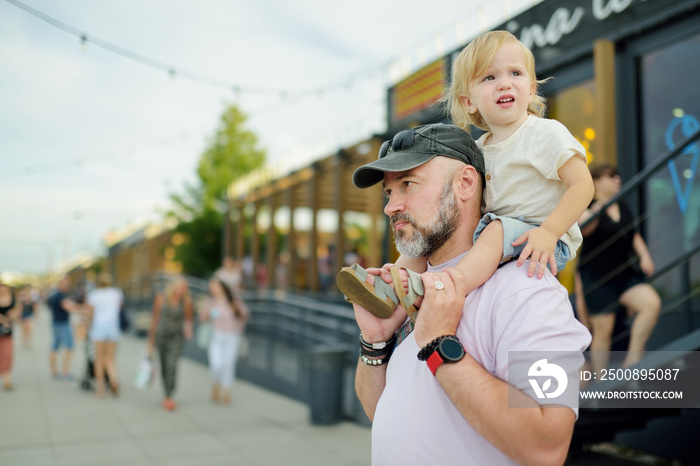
[426,335,465,376]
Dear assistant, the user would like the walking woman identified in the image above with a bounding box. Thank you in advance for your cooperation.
[200,279,249,404]
[0,283,22,391]
[85,273,124,397]
[19,286,38,350]
[147,276,193,411]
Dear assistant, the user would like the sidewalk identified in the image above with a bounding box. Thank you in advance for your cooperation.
[1,308,370,466]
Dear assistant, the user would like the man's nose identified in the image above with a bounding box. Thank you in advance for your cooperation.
[384,195,404,216]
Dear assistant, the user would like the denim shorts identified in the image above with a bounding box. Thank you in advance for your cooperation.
[52,322,74,351]
[89,323,121,342]
[473,213,571,272]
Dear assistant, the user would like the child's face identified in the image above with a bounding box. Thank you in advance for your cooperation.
[461,42,534,134]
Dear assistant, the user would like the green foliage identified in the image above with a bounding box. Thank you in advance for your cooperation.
[167,104,266,277]
[172,207,223,278]
[198,105,266,210]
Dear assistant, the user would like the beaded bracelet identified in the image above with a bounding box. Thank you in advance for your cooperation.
[360,352,390,366]
[417,335,453,361]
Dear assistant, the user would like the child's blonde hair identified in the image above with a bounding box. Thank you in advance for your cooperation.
[444,30,548,131]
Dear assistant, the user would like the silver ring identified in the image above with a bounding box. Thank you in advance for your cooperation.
[435,280,444,290]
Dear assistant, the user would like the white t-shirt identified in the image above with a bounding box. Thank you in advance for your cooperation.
[477,115,587,258]
[87,287,123,328]
[371,256,591,465]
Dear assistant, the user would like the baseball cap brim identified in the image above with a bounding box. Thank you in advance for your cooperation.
[352,151,439,189]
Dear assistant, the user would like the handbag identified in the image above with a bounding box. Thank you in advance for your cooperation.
[195,321,213,349]
[134,355,154,390]
[119,307,131,331]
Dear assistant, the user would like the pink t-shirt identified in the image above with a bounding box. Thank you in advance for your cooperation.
[371,256,591,465]
[206,297,246,334]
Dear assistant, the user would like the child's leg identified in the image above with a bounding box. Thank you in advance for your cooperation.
[394,255,428,274]
[452,220,504,297]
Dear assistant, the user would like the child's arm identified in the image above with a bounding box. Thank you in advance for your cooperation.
[513,155,594,278]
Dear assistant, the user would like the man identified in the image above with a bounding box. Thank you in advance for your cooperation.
[47,276,83,380]
[350,123,591,465]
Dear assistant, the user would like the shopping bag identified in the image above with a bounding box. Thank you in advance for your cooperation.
[195,322,213,349]
[134,355,154,390]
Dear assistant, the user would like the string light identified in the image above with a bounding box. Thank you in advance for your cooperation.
[5,0,518,103]
[5,0,393,100]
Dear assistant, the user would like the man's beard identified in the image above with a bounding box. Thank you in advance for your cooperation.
[391,183,460,258]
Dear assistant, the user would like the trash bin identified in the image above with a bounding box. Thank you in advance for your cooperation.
[307,346,346,425]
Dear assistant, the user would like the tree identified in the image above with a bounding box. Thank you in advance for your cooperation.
[168,104,266,277]
[198,105,266,210]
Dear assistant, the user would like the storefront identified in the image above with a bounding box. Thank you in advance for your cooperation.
[388,0,700,296]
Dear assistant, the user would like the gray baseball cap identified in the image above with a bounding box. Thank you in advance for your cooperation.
[353,123,484,189]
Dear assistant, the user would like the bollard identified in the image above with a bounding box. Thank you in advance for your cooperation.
[307,346,346,425]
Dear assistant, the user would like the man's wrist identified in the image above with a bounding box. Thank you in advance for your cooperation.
[359,332,396,366]
[359,333,396,350]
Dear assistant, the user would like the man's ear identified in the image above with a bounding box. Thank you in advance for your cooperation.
[455,165,481,201]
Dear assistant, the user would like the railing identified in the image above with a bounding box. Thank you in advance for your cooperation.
[578,128,700,350]
[121,273,368,424]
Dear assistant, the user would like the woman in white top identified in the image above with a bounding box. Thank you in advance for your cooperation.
[86,273,124,397]
[200,278,249,404]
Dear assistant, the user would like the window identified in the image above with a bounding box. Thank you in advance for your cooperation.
[639,33,700,300]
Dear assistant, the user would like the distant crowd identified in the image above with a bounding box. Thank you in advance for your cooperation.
[0,256,249,411]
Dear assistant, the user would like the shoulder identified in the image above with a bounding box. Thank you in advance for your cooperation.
[473,262,574,325]
[530,116,567,132]
[468,263,590,351]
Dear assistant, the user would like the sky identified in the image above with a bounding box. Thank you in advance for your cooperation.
[1,0,538,277]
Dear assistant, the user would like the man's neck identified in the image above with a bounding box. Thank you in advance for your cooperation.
[427,220,476,267]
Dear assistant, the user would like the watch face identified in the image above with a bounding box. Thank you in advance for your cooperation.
[439,338,465,362]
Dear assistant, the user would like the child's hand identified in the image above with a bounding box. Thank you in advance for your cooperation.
[512,227,558,278]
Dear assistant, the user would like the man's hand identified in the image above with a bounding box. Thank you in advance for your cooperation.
[413,268,468,349]
[353,266,406,343]
[512,226,558,278]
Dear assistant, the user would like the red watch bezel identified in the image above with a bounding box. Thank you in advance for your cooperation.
[426,351,444,376]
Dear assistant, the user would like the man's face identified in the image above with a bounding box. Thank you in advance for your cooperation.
[383,160,460,259]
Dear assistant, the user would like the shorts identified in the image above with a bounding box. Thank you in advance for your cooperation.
[52,322,74,351]
[89,323,121,342]
[473,213,571,273]
[579,268,647,315]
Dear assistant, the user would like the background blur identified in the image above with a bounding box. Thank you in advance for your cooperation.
[0,0,538,278]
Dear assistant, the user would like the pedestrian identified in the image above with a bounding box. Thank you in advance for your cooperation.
[19,285,38,350]
[85,272,124,397]
[0,283,22,391]
[147,276,194,411]
[348,123,590,464]
[577,164,661,371]
[338,30,593,321]
[214,256,244,294]
[47,277,83,380]
[200,278,249,404]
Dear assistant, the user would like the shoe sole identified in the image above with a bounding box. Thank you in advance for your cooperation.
[336,267,395,319]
